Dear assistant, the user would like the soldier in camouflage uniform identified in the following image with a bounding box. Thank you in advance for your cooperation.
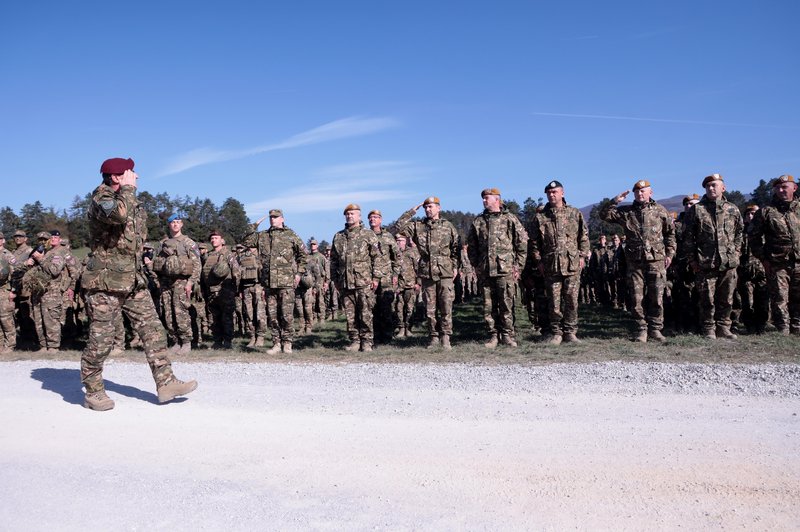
[243,208,307,354]
[737,205,769,334]
[368,210,400,344]
[602,179,676,342]
[527,181,588,345]
[749,174,800,335]
[306,239,328,323]
[467,188,528,347]
[669,194,701,333]
[295,247,317,335]
[682,174,743,339]
[81,157,197,411]
[324,248,339,320]
[201,230,240,348]
[237,244,267,347]
[397,197,460,350]
[24,230,77,352]
[0,232,17,353]
[154,214,201,354]
[457,244,477,302]
[10,229,35,343]
[393,234,420,337]
[589,235,613,307]
[330,204,381,352]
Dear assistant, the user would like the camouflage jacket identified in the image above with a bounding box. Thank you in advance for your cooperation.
[236,248,261,286]
[201,246,240,295]
[468,208,528,278]
[307,251,328,287]
[11,243,32,294]
[38,244,78,293]
[330,222,381,290]
[397,246,421,290]
[373,229,400,284]
[748,196,800,265]
[589,244,615,280]
[243,224,307,289]
[397,209,460,281]
[459,247,473,275]
[601,199,676,265]
[157,234,201,285]
[682,195,743,272]
[527,202,588,277]
[0,249,17,289]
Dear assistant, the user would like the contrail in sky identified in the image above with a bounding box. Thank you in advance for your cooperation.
[531,112,799,129]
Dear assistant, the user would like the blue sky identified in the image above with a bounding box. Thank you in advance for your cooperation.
[2,1,798,242]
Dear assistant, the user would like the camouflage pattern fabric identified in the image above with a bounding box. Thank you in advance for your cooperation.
[201,246,240,345]
[307,250,328,320]
[156,235,201,347]
[31,244,77,349]
[242,224,307,289]
[0,253,15,351]
[373,229,400,343]
[341,287,375,344]
[240,283,267,337]
[266,287,297,344]
[737,220,769,333]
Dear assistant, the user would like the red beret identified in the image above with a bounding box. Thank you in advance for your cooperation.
[100,157,135,175]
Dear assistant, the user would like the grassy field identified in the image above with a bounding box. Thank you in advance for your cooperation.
[3,300,799,365]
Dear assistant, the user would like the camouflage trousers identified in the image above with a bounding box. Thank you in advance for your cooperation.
[81,289,174,394]
[736,265,769,332]
[207,287,235,343]
[0,287,16,350]
[423,277,454,339]
[481,275,516,339]
[266,287,296,343]
[313,284,327,321]
[373,280,395,343]
[296,288,314,328]
[327,284,340,318]
[695,268,737,333]
[393,287,417,332]
[544,273,580,336]
[341,286,375,344]
[240,283,267,337]
[767,262,800,332]
[160,279,193,345]
[32,289,64,349]
[627,261,667,332]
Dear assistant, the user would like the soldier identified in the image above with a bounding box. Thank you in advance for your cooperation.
[397,197,460,350]
[527,181,588,345]
[393,234,420,337]
[154,214,201,354]
[10,229,35,342]
[295,247,316,335]
[670,194,701,333]
[749,174,800,335]
[458,244,477,302]
[81,157,196,411]
[682,174,743,339]
[237,244,267,347]
[307,239,328,323]
[737,205,769,334]
[0,232,17,353]
[24,230,77,352]
[324,248,340,320]
[201,230,239,348]
[368,210,400,344]
[194,242,211,341]
[466,188,528,347]
[330,204,381,352]
[243,209,307,354]
[609,233,627,309]
[589,235,613,307]
[602,180,676,342]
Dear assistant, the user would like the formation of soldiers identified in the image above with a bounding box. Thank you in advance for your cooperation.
[1,171,799,357]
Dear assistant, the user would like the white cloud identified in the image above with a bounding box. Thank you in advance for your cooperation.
[155,116,400,178]
[531,111,799,129]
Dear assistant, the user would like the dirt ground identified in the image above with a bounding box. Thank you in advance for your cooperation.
[1,359,798,530]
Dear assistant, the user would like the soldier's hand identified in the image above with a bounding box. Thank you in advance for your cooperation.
[184,281,193,299]
[255,214,269,227]
[615,190,630,203]
[370,280,379,291]
[392,276,398,288]
[294,274,301,288]
[413,202,424,211]
[8,292,14,302]
[578,258,585,270]
[119,169,138,187]
[66,288,74,302]
[664,256,672,269]
[143,256,153,267]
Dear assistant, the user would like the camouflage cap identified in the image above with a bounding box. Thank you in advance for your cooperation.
[368,210,382,217]
[632,179,651,191]
[269,209,283,217]
[744,204,760,213]
[481,188,501,197]
[772,174,796,187]
[343,203,361,214]
[682,193,700,206]
[309,239,318,245]
[13,229,26,238]
[423,196,440,206]
[208,229,223,238]
[544,181,563,192]
[143,242,154,249]
[395,234,407,241]
[36,231,50,240]
[702,173,724,187]
[198,243,209,251]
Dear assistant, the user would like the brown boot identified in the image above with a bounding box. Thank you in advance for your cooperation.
[157,378,198,403]
[178,343,192,355]
[84,390,115,411]
[282,342,293,354]
[254,336,265,348]
[716,326,737,339]
[649,330,666,342]
[266,343,282,354]
[427,337,440,350]
[441,335,452,350]
[633,330,648,343]
[703,328,717,340]
[501,334,518,347]
[344,341,360,352]
[484,336,499,348]
[562,333,581,344]
[396,327,405,338]
[545,334,563,346]
[361,341,373,352]
[246,335,257,348]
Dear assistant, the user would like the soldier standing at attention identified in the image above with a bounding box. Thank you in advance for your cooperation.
[237,244,267,348]
[737,205,769,334]
[155,214,201,354]
[749,174,800,335]
[528,181,588,345]
[307,239,329,323]
[602,179,676,342]
[467,188,528,347]
[243,209,307,354]
[397,197,460,350]
[0,232,17,353]
[10,230,34,342]
[330,204,381,352]
[201,230,239,349]
[367,210,400,345]
[682,174,743,339]
[393,234,420,337]
[81,157,197,411]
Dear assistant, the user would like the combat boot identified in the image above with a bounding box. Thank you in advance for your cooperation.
[157,378,198,403]
[222,340,232,349]
[633,330,648,343]
[441,335,452,350]
[266,342,282,354]
[84,390,115,411]
[344,340,360,352]
[546,334,562,346]
[404,327,414,337]
[703,328,717,340]
[501,334,518,347]
[361,341,373,352]
[178,343,192,355]
[484,336,499,348]
[427,336,440,350]
[109,347,125,357]
[649,330,666,342]
[716,326,737,339]
[254,336,265,348]
[246,335,257,348]
[282,342,292,354]
[396,326,405,338]
[562,333,581,344]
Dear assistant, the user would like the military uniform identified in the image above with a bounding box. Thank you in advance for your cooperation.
[458,245,477,302]
[237,246,267,347]
[394,241,420,336]
[468,208,527,347]
[602,182,676,339]
[29,236,77,351]
[372,226,400,344]
[737,207,769,333]
[0,242,17,352]
[201,241,240,347]
[155,234,201,350]
[11,233,34,342]
[307,246,329,322]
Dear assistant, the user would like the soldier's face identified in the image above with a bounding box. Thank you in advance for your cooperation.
[482,194,501,212]
[704,180,725,200]
[745,210,756,222]
[344,209,361,226]
[210,235,223,249]
[424,202,441,219]
[599,236,606,246]
[270,215,284,228]
[546,187,564,207]
[634,186,652,203]
[49,235,61,247]
[311,243,318,252]
[169,219,183,235]
[396,237,406,250]
[14,236,26,247]
[774,182,797,202]
[613,235,620,246]
[368,214,382,229]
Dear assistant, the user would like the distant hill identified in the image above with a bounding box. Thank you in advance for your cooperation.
[579,194,688,220]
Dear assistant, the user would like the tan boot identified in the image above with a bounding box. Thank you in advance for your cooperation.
[178,343,192,355]
[716,326,737,339]
[546,334,563,346]
[562,333,581,344]
[266,343,282,354]
[441,335,452,350]
[109,347,125,357]
[282,342,293,354]
[361,341,373,352]
[484,336,499,348]
[246,335,256,348]
[703,329,717,340]
[634,330,648,343]
[502,334,518,347]
[157,378,198,403]
[396,327,405,338]
[427,337,440,349]
[84,390,115,411]
[344,341,360,352]
[254,336,265,348]
[649,330,666,342]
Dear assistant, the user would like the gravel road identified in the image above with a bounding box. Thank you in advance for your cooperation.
[1,360,798,530]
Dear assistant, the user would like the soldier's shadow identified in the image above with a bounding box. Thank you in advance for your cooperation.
[30,368,161,406]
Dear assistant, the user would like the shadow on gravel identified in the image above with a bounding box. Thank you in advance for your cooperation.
[30,368,162,406]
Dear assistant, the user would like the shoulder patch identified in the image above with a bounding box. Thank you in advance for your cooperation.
[98,199,116,216]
